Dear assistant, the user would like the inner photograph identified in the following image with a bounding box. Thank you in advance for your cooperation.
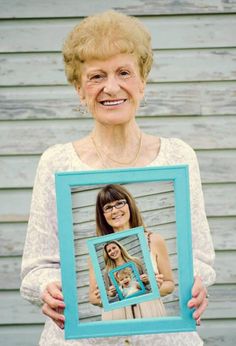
[71,180,179,324]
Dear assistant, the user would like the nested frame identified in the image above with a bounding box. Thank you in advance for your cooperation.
[87,227,159,311]
[55,165,196,339]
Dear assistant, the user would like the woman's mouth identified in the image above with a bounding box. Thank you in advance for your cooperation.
[112,214,123,221]
[100,99,127,106]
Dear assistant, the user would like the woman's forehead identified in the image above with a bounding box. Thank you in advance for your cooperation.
[103,199,124,206]
[106,242,118,248]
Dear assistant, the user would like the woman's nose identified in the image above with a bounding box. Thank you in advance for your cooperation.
[103,75,120,95]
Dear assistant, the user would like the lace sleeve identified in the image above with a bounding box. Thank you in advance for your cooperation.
[183,141,216,287]
[20,147,62,306]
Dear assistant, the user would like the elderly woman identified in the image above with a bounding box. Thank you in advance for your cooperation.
[20,10,215,346]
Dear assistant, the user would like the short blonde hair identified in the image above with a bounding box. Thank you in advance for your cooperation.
[63,10,153,86]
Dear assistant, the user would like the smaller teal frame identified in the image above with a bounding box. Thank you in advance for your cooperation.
[87,227,159,311]
[55,165,196,339]
[109,261,147,301]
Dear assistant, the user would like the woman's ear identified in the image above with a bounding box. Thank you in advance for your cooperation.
[139,80,146,98]
[75,83,86,106]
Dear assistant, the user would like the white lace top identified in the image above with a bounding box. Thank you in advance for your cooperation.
[20,137,216,346]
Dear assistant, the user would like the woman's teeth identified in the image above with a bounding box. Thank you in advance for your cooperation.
[112,215,122,220]
[101,99,125,106]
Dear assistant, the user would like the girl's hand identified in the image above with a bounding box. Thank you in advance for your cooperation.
[155,273,164,288]
[140,273,149,284]
[188,276,208,326]
[41,281,65,329]
[108,285,116,297]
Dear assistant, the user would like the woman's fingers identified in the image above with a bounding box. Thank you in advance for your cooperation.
[42,303,65,322]
[95,289,100,299]
[41,281,65,329]
[46,281,64,301]
[188,276,208,323]
[155,273,164,287]
[140,274,149,283]
[193,296,208,320]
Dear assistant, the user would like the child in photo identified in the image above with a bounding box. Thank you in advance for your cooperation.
[115,267,142,298]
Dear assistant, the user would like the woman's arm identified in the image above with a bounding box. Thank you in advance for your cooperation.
[169,139,216,323]
[151,233,175,296]
[88,258,102,306]
[20,145,69,328]
[20,146,63,306]
[179,139,216,322]
[186,141,216,287]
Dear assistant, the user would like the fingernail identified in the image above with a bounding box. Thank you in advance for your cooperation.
[196,318,201,326]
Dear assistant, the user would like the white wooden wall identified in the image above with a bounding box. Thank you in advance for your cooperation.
[0,0,236,345]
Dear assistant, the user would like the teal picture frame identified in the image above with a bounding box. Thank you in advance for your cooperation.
[55,165,196,340]
[109,261,147,301]
[87,226,159,311]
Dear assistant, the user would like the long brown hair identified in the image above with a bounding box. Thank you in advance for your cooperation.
[96,184,145,236]
[103,240,143,272]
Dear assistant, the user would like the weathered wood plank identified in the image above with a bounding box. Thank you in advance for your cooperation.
[0,155,39,188]
[208,217,236,250]
[0,325,43,346]
[1,15,235,53]
[0,116,235,155]
[0,183,235,222]
[0,150,235,189]
[198,320,236,346]
[197,150,236,184]
[1,82,236,120]
[1,0,236,18]
[0,250,234,290]
[0,222,27,256]
[0,290,45,324]
[0,189,32,222]
[1,49,236,86]
[204,184,236,217]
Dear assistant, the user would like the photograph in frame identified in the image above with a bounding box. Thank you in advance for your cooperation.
[87,226,160,311]
[55,165,196,339]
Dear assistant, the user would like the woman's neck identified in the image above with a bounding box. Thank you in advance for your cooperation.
[91,120,142,165]
[114,257,125,266]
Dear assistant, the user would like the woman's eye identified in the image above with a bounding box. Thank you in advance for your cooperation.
[90,74,104,82]
[120,70,130,78]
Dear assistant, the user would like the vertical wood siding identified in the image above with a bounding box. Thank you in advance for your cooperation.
[0,1,236,345]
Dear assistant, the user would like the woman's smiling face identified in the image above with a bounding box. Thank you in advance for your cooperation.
[105,243,121,260]
[103,199,131,232]
[77,53,145,126]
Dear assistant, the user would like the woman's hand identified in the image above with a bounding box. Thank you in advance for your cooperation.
[41,281,65,329]
[188,276,208,325]
[140,273,149,284]
[155,273,164,288]
[108,285,117,297]
[91,285,102,305]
